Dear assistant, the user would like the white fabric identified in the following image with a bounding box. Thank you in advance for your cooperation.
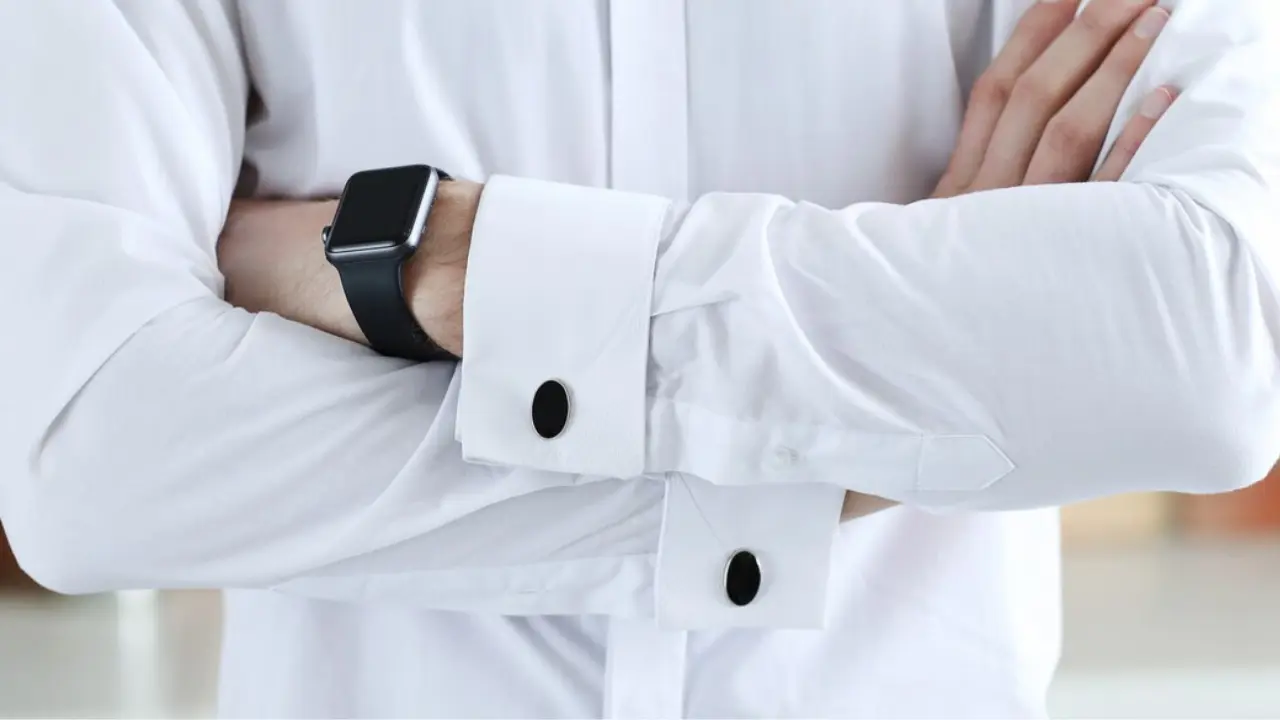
[0,0,1276,717]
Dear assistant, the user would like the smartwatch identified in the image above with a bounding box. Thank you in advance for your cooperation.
[323,164,458,362]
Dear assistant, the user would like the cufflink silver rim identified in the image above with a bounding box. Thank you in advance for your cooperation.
[724,548,762,607]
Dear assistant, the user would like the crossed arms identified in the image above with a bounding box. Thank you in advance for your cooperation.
[1,0,1277,629]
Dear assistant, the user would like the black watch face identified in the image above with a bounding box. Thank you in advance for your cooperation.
[327,165,433,252]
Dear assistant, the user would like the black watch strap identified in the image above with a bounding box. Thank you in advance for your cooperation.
[336,259,457,362]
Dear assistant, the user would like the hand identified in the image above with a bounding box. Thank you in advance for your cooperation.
[841,0,1176,522]
[933,0,1175,198]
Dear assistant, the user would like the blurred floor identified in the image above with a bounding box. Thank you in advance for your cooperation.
[1,540,1278,719]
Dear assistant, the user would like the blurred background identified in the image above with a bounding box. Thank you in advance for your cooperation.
[1,475,1278,718]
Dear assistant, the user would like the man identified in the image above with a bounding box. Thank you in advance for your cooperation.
[0,0,1276,717]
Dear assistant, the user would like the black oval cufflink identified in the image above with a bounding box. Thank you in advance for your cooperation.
[725,550,761,607]
[532,379,571,439]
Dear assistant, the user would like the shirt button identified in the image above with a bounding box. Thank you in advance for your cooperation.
[531,380,571,439]
[772,446,800,467]
[724,550,761,607]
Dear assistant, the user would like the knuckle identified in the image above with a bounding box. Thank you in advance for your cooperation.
[972,74,1014,107]
[1043,115,1096,154]
[1075,7,1108,35]
[1010,76,1055,109]
[1111,135,1143,161]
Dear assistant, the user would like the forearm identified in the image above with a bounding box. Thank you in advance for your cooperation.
[217,182,481,355]
[457,0,1280,511]
[218,198,355,339]
[462,178,1274,503]
[6,204,680,612]
[2,2,715,620]
[219,188,891,522]
[662,183,1277,507]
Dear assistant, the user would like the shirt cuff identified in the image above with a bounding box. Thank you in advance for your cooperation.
[654,476,845,629]
[457,175,671,478]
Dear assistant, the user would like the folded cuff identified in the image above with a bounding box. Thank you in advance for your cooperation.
[458,175,671,478]
[655,476,844,629]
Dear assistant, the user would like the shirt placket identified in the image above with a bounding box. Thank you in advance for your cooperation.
[602,0,690,717]
[607,0,690,201]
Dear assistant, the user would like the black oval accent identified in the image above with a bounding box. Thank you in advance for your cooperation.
[532,380,570,439]
[725,550,761,606]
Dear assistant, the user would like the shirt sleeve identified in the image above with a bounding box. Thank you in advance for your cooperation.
[0,0,844,629]
[459,0,1280,513]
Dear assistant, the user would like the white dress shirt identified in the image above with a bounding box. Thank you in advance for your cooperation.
[1,0,1278,717]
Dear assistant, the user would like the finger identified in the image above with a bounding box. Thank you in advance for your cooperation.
[1092,86,1176,181]
[970,0,1154,190]
[1024,5,1170,184]
[935,0,1079,197]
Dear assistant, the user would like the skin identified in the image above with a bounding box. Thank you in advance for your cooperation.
[216,0,1177,522]
[218,183,477,356]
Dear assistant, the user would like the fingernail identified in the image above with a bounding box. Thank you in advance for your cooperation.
[1139,87,1175,119]
[1134,6,1170,39]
